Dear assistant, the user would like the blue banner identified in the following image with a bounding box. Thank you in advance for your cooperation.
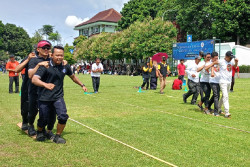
[172,40,214,60]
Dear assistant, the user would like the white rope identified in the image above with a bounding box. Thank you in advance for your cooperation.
[69,118,178,167]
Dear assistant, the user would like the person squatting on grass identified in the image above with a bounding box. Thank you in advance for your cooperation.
[32,45,88,144]
[91,58,103,93]
[218,51,238,118]
[141,60,152,90]
[183,55,201,104]
[172,75,183,90]
[197,53,212,114]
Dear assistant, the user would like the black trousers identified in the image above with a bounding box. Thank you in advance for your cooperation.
[9,76,19,93]
[38,98,67,128]
[21,85,29,124]
[230,76,235,91]
[184,79,200,104]
[150,77,157,89]
[141,77,149,89]
[208,83,220,113]
[200,82,211,108]
[92,77,100,92]
[179,75,184,82]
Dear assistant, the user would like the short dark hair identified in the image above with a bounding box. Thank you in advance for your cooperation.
[205,53,211,57]
[199,51,205,57]
[52,45,64,54]
[211,52,218,58]
[178,75,182,80]
[180,59,184,61]
[96,58,100,61]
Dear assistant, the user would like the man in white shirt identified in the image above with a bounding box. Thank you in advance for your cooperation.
[218,51,238,118]
[197,53,212,113]
[183,55,201,104]
[91,58,103,93]
[205,52,221,116]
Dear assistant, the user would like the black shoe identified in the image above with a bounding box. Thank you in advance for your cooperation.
[45,131,55,140]
[191,102,196,105]
[21,123,28,131]
[28,125,36,136]
[53,134,66,144]
[197,104,203,111]
[36,131,46,141]
[183,94,187,103]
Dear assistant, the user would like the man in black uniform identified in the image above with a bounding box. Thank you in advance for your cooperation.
[28,40,55,137]
[15,52,36,130]
[141,61,151,90]
[32,45,88,144]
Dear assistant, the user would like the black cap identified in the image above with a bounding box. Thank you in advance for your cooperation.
[9,55,14,58]
[225,51,235,58]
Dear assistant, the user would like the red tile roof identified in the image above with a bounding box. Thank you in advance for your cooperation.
[75,8,122,27]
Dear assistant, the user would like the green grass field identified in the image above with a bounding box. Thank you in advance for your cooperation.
[0,74,249,167]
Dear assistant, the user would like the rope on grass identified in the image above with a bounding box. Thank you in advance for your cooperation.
[69,118,178,167]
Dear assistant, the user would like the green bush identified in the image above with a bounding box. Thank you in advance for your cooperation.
[239,65,250,73]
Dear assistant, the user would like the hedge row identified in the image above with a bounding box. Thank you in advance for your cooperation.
[239,65,250,73]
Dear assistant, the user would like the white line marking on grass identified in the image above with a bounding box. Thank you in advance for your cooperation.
[69,118,178,167]
[103,99,250,134]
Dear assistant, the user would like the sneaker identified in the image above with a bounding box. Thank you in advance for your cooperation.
[209,109,214,113]
[28,125,37,136]
[213,112,220,117]
[191,102,196,105]
[53,134,66,144]
[21,123,29,131]
[204,109,210,114]
[45,131,55,140]
[197,104,203,111]
[36,131,46,141]
[218,110,224,115]
[225,114,231,118]
[183,94,187,103]
[94,91,98,93]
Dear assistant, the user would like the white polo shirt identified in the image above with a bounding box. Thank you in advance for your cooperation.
[186,61,200,83]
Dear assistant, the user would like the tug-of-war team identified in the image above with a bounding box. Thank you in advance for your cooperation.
[6,40,238,144]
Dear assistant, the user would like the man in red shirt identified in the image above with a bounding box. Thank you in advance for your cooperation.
[230,66,239,92]
[6,55,19,93]
[177,59,185,82]
[172,76,183,90]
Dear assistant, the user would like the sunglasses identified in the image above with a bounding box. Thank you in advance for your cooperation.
[40,46,51,50]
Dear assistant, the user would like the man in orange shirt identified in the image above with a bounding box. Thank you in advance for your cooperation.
[6,55,19,93]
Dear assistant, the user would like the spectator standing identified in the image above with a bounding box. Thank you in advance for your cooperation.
[230,65,239,92]
[6,55,19,93]
[141,62,151,90]
[158,56,168,94]
[177,59,185,82]
[91,58,103,93]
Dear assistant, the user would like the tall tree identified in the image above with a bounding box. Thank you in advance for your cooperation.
[42,25,54,40]
[2,23,32,58]
[48,31,61,45]
[118,0,166,30]
[30,30,44,47]
[73,35,87,46]
[0,21,4,50]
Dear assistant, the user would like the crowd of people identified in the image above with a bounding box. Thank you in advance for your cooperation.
[4,39,240,144]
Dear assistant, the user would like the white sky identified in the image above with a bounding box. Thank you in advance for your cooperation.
[0,0,129,45]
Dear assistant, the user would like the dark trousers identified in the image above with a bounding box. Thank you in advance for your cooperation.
[230,76,235,91]
[28,93,39,126]
[200,82,211,108]
[150,77,158,89]
[184,79,200,104]
[141,77,149,89]
[9,76,19,93]
[92,77,100,92]
[208,83,220,114]
[21,86,29,124]
[179,75,184,82]
[38,98,68,128]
